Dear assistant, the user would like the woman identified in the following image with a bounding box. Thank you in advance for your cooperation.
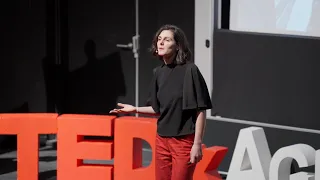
[110,24,212,180]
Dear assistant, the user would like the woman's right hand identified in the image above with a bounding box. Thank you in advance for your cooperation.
[109,103,136,114]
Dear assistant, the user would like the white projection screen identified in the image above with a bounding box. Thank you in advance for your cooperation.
[230,0,320,37]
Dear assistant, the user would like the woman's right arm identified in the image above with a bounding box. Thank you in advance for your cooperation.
[135,106,159,116]
[110,103,159,116]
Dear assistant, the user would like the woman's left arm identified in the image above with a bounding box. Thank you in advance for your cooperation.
[187,64,212,164]
[194,110,206,145]
[190,110,206,164]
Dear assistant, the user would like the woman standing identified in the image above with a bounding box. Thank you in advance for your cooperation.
[110,24,212,180]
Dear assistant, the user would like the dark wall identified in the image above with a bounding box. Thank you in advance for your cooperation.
[212,29,320,130]
[208,29,320,172]
[64,0,195,114]
[0,0,46,113]
[64,0,133,114]
[0,0,194,115]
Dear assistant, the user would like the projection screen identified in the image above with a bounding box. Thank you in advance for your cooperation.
[229,0,320,37]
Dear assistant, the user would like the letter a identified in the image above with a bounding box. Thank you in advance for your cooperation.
[226,127,271,180]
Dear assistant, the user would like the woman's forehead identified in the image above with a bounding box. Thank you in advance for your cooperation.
[158,30,174,38]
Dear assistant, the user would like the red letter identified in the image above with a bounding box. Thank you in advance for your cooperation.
[193,145,228,180]
[0,113,58,180]
[114,116,157,180]
[57,114,115,180]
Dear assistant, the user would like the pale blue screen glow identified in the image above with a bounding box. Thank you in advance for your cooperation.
[230,0,320,37]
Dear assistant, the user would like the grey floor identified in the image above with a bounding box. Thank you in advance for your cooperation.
[0,145,153,180]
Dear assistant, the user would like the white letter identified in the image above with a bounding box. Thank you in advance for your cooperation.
[226,127,271,180]
[269,144,315,180]
[315,150,320,180]
[291,172,314,180]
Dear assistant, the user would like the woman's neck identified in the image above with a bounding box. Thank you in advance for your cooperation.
[163,53,176,65]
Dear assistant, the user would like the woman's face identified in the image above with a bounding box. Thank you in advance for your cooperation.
[157,30,177,58]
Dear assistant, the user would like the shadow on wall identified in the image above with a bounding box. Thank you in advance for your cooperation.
[65,39,126,115]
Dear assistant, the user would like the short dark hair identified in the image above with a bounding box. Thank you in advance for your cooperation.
[150,24,192,64]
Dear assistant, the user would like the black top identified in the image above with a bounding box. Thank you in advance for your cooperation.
[146,62,212,137]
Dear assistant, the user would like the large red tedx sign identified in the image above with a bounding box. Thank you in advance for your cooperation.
[0,113,228,180]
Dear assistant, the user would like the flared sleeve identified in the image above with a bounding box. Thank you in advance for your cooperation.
[182,63,212,110]
[145,66,161,114]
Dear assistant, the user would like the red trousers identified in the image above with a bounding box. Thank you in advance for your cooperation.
[155,133,196,180]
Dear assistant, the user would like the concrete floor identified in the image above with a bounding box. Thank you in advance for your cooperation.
[0,145,153,180]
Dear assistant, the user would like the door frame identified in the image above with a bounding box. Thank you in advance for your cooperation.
[194,0,217,118]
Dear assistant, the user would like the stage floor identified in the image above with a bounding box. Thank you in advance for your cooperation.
[0,145,153,180]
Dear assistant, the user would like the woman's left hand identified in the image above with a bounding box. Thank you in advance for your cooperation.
[190,144,203,164]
